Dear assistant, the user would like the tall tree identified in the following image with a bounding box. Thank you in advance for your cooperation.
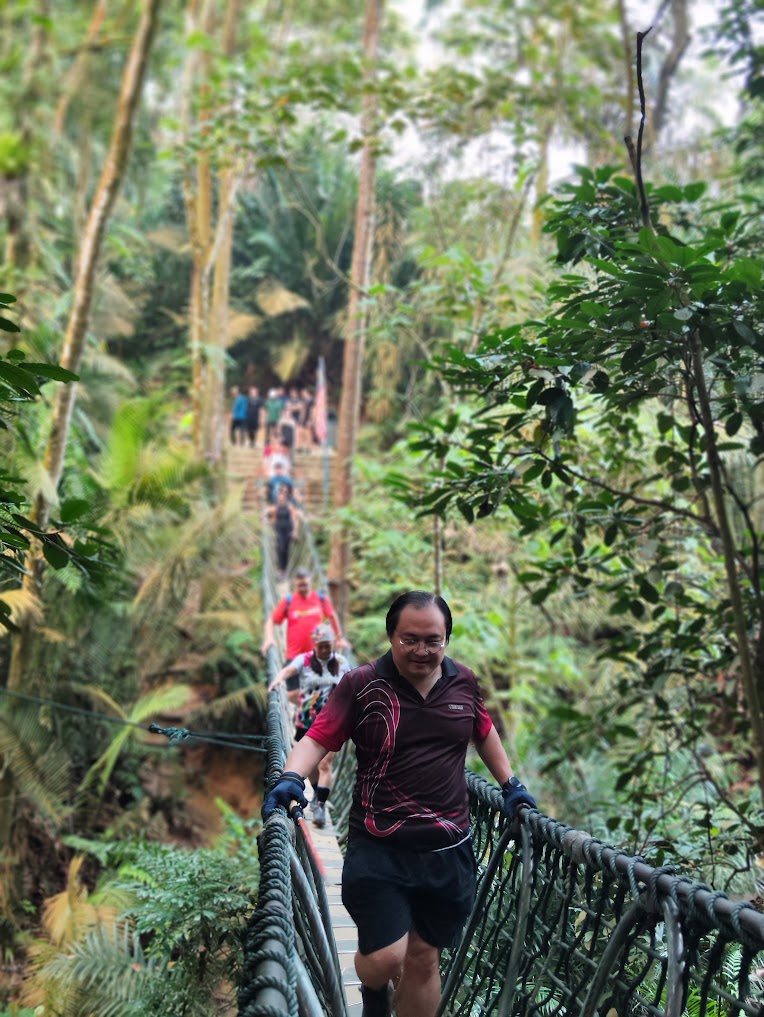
[7,0,161,691]
[201,0,242,461]
[329,0,384,621]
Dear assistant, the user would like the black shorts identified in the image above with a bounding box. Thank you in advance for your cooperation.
[341,835,476,955]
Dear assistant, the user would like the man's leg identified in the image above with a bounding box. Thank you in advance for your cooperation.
[394,930,441,1017]
[355,934,407,1016]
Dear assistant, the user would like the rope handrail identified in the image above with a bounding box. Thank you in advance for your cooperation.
[239,494,352,1017]
[240,490,764,1016]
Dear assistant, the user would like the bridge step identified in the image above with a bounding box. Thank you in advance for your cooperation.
[226,443,261,513]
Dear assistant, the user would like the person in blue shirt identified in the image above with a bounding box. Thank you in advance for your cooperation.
[265,461,300,505]
[230,386,249,445]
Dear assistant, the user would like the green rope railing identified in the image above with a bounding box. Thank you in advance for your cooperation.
[241,507,764,1017]
[438,772,764,1017]
[239,502,351,1017]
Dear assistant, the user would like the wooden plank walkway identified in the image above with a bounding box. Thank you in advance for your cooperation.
[306,801,364,1015]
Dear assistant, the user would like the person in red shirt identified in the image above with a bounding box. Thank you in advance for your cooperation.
[262,590,536,1017]
[261,568,346,660]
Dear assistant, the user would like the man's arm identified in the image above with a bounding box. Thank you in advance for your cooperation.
[262,602,286,655]
[322,596,350,650]
[473,726,513,785]
[283,735,330,776]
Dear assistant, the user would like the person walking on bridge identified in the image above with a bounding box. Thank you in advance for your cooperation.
[262,590,536,1017]
[268,624,350,827]
[261,568,347,661]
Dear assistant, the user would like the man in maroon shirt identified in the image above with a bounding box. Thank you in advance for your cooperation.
[262,591,536,1017]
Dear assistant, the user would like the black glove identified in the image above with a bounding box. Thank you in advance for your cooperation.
[262,771,308,821]
[501,776,536,824]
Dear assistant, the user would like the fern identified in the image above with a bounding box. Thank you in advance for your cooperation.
[31,922,167,1017]
[29,818,261,1015]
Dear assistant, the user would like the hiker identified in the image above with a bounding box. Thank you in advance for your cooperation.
[261,568,347,660]
[230,386,248,445]
[262,590,536,1017]
[245,386,263,448]
[266,484,302,579]
[268,623,350,827]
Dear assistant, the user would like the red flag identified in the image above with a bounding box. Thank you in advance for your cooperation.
[314,356,328,445]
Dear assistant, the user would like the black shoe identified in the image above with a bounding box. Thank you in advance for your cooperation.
[361,982,392,1017]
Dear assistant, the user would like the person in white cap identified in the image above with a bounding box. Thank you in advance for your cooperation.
[268,623,350,827]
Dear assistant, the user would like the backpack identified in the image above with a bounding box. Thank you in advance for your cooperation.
[297,685,333,731]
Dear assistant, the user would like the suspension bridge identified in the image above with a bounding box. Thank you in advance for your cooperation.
[229,443,764,1017]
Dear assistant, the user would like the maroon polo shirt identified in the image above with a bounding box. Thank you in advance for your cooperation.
[307,650,494,850]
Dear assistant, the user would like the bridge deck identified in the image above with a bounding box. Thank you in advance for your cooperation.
[309,807,364,1014]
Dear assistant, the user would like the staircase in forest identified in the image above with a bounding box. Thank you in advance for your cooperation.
[226,442,261,513]
[292,447,333,515]
[225,441,333,518]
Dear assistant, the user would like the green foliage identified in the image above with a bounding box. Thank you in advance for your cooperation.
[76,683,193,795]
[403,163,764,875]
[27,812,258,1016]
[0,298,122,629]
[0,131,31,176]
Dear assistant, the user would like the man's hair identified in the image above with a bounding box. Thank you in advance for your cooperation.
[294,568,311,580]
[385,591,452,640]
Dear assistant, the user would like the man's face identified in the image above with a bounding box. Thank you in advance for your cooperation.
[294,576,311,597]
[389,604,447,681]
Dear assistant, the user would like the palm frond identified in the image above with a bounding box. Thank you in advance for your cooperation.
[0,709,71,819]
[42,855,118,948]
[255,276,310,316]
[23,459,59,511]
[226,311,262,345]
[188,683,267,725]
[0,586,44,629]
[147,224,189,253]
[27,921,165,1017]
[77,684,192,794]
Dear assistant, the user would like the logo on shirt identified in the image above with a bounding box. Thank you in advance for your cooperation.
[447,703,465,711]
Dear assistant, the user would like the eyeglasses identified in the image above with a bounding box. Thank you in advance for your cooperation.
[398,637,446,653]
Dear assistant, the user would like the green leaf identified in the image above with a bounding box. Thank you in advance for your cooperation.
[0,361,39,394]
[725,412,743,436]
[732,319,756,345]
[638,578,660,604]
[25,362,79,382]
[620,342,646,372]
[42,540,70,569]
[59,498,92,523]
[683,181,706,201]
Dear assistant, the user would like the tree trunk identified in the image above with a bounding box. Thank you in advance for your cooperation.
[328,0,383,623]
[181,0,215,454]
[203,0,241,465]
[6,0,161,691]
